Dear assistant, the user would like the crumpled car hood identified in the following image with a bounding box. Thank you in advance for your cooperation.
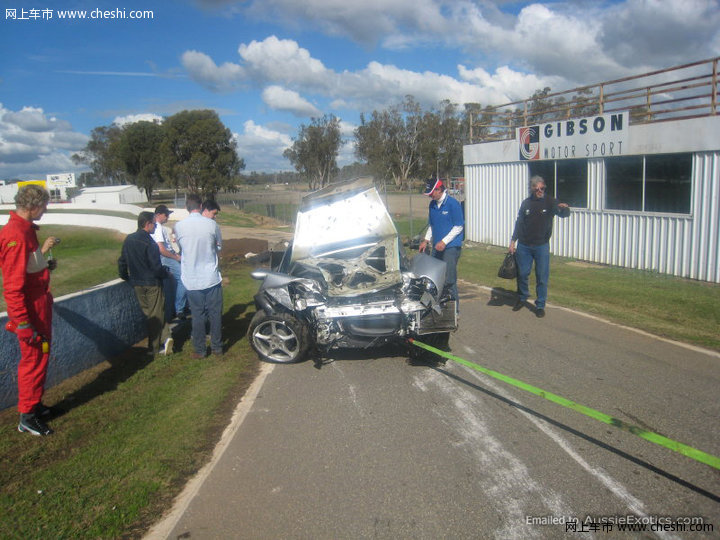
[291,177,402,297]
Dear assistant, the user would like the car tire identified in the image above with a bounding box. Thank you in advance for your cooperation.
[424,332,450,351]
[248,310,311,363]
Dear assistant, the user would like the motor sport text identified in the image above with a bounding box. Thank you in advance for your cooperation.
[544,141,623,159]
[543,114,625,159]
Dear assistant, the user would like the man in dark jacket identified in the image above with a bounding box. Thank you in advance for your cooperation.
[509,176,570,318]
[118,211,173,356]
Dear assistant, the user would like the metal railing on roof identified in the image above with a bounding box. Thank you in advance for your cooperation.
[468,57,719,143]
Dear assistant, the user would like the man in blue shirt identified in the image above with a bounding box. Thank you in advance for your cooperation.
[175,194,223,358]
[419,178,464,304]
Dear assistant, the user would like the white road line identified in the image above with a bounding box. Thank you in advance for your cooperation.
[414,369,582,540]
[456,355,679,540]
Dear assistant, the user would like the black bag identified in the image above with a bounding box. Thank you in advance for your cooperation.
[498,252,517,279]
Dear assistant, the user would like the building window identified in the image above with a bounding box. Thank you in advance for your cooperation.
[645,154,692,213]
[529,159,587,207]
[606,157,643,211]
[605,153,691,214]
[557,159,587,208]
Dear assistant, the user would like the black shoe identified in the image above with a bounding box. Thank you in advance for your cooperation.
[34,403,61,418]
[18,413,53,436]
[512,299,525,311]
[535,308,546,318]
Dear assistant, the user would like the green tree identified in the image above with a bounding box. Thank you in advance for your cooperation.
[160,110,244,198]
[72,125,127,185]
[570,87,601,118]
[417,100,464,181]
[355,96,424,190]
[114,120,165,201]
[464,103,500,143]
[283,114,341,190]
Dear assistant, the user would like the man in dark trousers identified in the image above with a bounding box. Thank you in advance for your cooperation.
[509,175,570,318]
[118,211,173,356]
[0,185,59,436]
[419,178,464,305]
[175,195,223,358]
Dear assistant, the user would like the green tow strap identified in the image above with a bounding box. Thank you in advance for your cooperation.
[409,338,720,470]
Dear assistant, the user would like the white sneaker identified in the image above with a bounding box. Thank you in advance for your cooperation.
[162,337,174,355]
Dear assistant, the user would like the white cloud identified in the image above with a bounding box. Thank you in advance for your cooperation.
[261,86,322,117]
[238,36,332,90]
[196,0,719,91]
[181,50,246,91]
[600,0,720,68]
[241,0,442,45]
[457,65,562,103]
[183,35,552,112]
[336,139,357,168]
[113,113,164,126]
[2,106,73,133]
[233,120,294,172]
[0,104,88,180]
[338,119,356,137]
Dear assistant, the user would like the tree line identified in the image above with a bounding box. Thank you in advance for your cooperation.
[285,96,471,192]
[74,88,579,197]
[72,109,243,201]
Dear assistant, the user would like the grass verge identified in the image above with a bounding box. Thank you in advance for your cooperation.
[0,227,125,313]
[0,263,260,538]
[459,243,720,351]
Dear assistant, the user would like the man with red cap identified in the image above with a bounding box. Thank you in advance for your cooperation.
[419,178,464,306]
[0,185,59,436]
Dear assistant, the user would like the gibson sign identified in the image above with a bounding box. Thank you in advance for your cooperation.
[518,111,628,161]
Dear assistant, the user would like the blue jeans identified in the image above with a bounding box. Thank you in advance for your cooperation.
[515,242,550,309]
[161,257,187,320]
[432,246,461,308]
[186,284,223,355]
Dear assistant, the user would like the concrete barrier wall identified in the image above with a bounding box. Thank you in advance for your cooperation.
[0,202,144,215]
[0,207,193,411]
[0,207,188,234]
[0,212,138,235]
[0,279,146,411]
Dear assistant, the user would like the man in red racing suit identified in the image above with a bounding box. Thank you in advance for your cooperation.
[0,185,59,436]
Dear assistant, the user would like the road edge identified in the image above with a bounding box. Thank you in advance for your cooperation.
[143,361,276,539]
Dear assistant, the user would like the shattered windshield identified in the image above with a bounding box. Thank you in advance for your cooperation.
[291,177,402,297]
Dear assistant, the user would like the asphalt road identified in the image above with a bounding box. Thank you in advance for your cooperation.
[153,282,719,539]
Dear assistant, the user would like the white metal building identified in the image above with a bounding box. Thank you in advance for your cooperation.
[463,59,720,284]
[72,185,147,205]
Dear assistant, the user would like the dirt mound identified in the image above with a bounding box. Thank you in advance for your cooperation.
[222,238,269,263]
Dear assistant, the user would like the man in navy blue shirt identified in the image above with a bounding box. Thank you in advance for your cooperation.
[419,178,464,304]
[118,211,173,356]
[509,175,570,318]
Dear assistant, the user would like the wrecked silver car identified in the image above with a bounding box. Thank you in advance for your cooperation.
[247,177,457,363]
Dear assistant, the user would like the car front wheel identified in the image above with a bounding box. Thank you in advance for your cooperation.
[248,311,311,363]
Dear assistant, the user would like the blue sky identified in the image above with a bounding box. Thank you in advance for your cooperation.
[1,0,719,180]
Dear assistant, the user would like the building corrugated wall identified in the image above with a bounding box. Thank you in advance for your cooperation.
[464,152,720,283]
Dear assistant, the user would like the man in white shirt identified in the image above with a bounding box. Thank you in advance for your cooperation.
[175,194,223,358]
[152,205,187,321]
